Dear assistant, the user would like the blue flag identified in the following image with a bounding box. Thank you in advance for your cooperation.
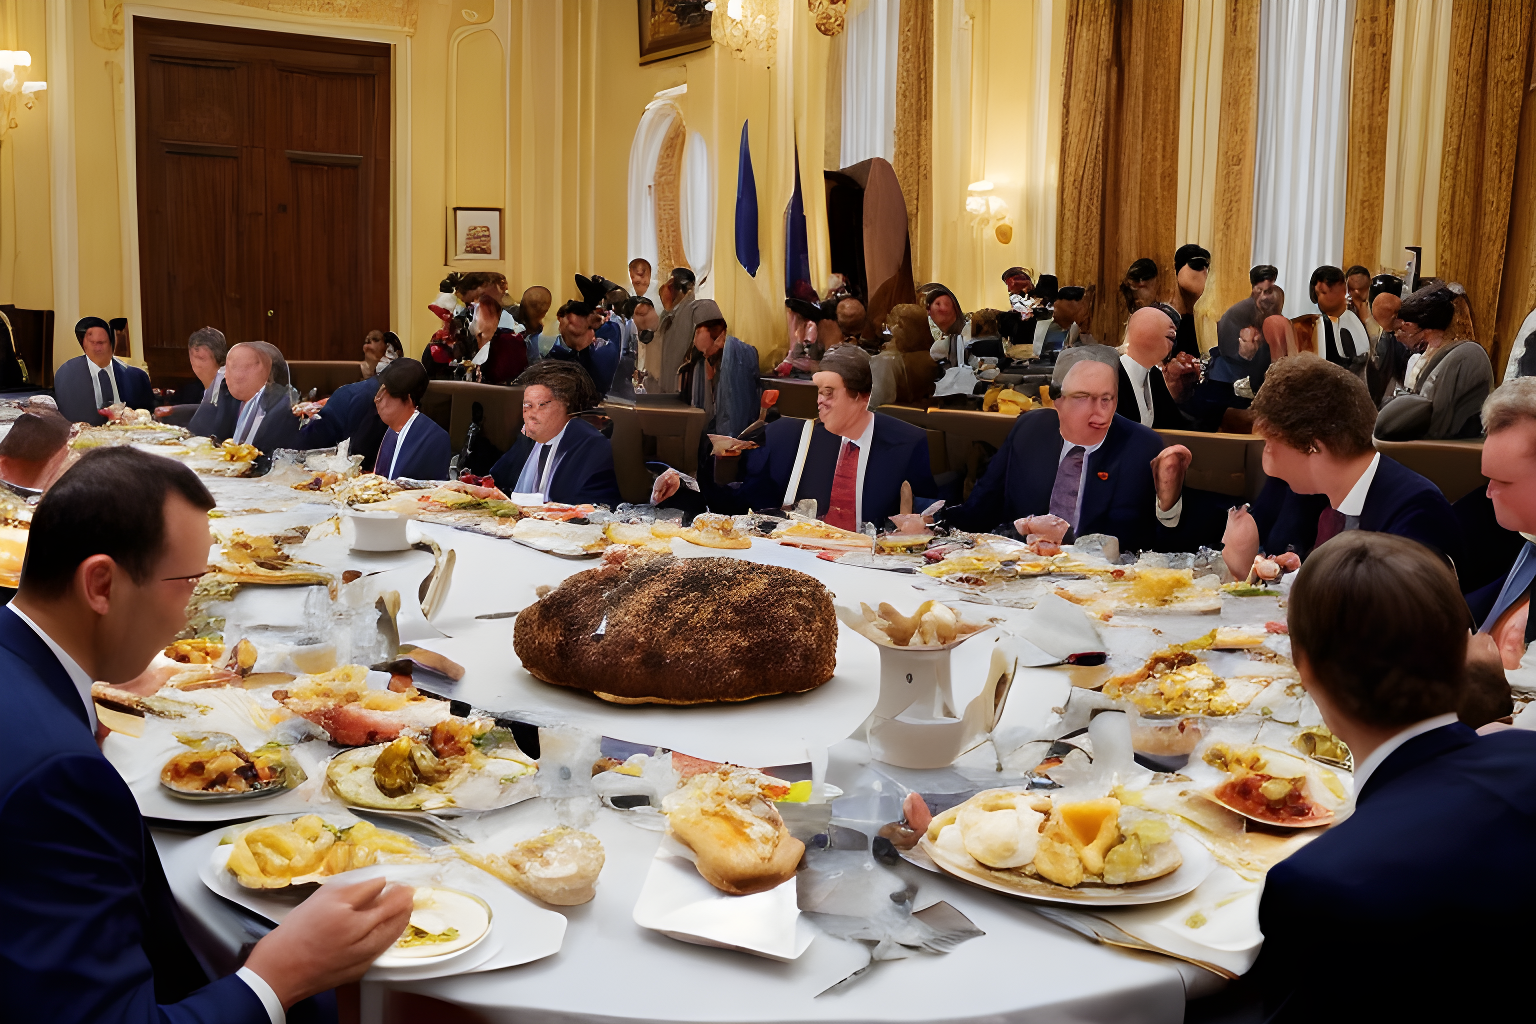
[783,142,811,299]
[734,121,760,277]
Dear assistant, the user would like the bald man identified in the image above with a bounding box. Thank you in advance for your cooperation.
[946,359,1192,552]
[1118,306,1196,429]
[189,342,300,462]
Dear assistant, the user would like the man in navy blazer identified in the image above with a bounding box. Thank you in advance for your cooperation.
[1221,355,1463,578]
[53,316,153,425]
[371,359,452,481]
[298,375,388,470]
[652,345,936,527]
[0,447,411,1023]
[489,361,622,504]
[1249,532,1536,1019]
[946,359,1191,551]
[189,342,302,467]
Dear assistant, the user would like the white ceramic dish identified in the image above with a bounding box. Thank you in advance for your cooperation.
[347,510,411,552]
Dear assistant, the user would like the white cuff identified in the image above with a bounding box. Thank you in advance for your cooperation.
[1155,494,1183,528]
[236,967,286,1024]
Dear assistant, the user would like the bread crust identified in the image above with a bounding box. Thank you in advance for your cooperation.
[513,555,838,704]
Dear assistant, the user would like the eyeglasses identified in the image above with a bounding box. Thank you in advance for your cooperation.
[1060,392,1117,409]
[161,570,208,584]
[522,399,559,412]
[1185,257,1210,272]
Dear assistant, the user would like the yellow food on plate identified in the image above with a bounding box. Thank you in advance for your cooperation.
[225,815,424,888]
[680,512,753,549]
[219,439,261,462]
[164,638,225,665]
[661,766,804,895]
[459,826,605,905]
[385,888,490,960]
[925,789,1182,890]
[326,732,537,811]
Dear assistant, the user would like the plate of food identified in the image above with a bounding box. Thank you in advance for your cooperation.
[509,518,608,557]
[1054,568,1225,619]
[208,813,430,892]
[1101,646,1293,718]
[373,886,493,968]
[324,720,539,812]
[917,788,1214,906]
[159,732,304,801]
[1199,743,1346,828]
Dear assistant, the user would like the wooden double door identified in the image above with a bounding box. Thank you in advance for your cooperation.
[134,18,391,379]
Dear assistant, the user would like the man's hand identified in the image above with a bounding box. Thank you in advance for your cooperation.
[1221,505,1261,579]
[243,878,414,1009]
[153,405,174,420]
[1151,444,1190,511]
[1162,352,1200,402]
[1237,327,1261,361]
[651,468,682,504]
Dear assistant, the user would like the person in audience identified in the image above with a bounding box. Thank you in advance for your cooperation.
[547,285,619,395]
[297,369,387,470]
[924,285,970,366]
[359,330,387,378]
[1221,354,1462,579]
[191,342,300,461]
[0,447,413,1023]
[516,286,554,365]
[471,293,529,386]
[1117,258,1161,338]
[946,359,1190,549]
[1365,274,1407,405]
[1503,302,1536,383]
[777,297,823,377]
[1002,267,1037,314]
[1249,530,1536,1021]
[1168,244,1209,357]
[1117,306,1193,429]
[628,296,660,386]
[656,346,933,528]
[651,267,698,392]
[371,359,451,481]
[488,361,621,504]
[0,409,72,492]
[162,326,228,408]
[628,257,653,301]
[1025,286,1088,357]
[815,301,846,352]
[1376,283,1492,441]
[1215,264,1281,372]
[1469,379,1536,658]
[53,317,153,426]
[1310,265,1369,377]
[1345,264,1379,340]
[837,297,872,351]
[680,300,761,440]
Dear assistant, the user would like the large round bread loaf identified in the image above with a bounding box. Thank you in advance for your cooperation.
[513,554,838,704]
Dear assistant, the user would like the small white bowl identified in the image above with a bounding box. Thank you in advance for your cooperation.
[347,510,410,552]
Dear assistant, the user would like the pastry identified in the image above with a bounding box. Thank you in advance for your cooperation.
[513,554,837,704]
[661,767,803,895]
[460,827,605,905]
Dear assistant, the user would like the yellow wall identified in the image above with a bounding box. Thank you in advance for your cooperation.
[0,0,52,312]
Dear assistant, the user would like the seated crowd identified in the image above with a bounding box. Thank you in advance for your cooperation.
[15,253,1536,1022]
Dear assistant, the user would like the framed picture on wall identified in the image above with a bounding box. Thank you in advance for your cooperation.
[637,0,712,64]
[450,207,502,261]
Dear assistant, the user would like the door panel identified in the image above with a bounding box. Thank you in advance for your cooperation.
[134,18,390,381]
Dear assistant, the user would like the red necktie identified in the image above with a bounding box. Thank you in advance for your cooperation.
[825,440,860,530]
[1316,507,1346,548]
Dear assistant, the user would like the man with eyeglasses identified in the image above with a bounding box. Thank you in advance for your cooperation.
[945,359,1191,552]
[0,447,414,1023]
[488,360,621,505]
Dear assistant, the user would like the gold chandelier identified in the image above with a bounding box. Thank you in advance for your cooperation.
[708,0,777,59]
[808,0,847,36]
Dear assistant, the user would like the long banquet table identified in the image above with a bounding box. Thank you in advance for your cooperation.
[148,476,1270,1023]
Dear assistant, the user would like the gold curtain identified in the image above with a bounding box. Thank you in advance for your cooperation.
[1494,18,1536,373]
[1379,0,1452,275]
[1058,0,1183,344]
[1436,0,1536,355]
[1201,0,1260,352]
[895,0,933,281]
[1342,0,1395,271]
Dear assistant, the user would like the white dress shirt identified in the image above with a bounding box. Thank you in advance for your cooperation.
[1336,452,1381,519]
[1056,433,1183,529]
[834,412,877,528]
[1119,353,1156,427]
[232,395,268,445]
[9,605,286,1023]
[88,357,123,410]
[1350,712,1460,796]
[381,410,420,480]
[515,421,570,498]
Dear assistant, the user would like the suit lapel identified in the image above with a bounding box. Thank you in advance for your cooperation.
[1078,424,1120,530]
[798,423,840,516]
[862,418,895,516]
[1358,723,1477,805]
[0,606,90,733]
[1356,457,1397,531]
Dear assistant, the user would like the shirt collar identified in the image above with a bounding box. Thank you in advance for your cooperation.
[1060,433,1107,462]
[843,411,876,450]
[539,420,571,454]
[1336,452,1381,517]
[8,604,98,734]
[1119,353,1151,386]
[1351,712,1460,795]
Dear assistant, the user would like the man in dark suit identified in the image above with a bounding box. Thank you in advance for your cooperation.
[298,375,387,469]
[53,316,153,425]
[1116,305,1194,429]
[188,341,300,460]
[489,360,622,505]
[1468,379,1536,649]
[655,346,936,528]
[1221,355,1463,578]
[946,359,1191,551]
[372,359,452,481]
[1249,532,1536,1020]
[0,447,412,1023]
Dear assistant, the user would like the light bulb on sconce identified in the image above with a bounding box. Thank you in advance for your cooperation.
[0,50,45,140]
[965,179,1012,241]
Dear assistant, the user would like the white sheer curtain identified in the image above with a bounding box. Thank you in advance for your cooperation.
[1250,0,1355,316]
[626,94,685,300]
[840,0,900,168]
[679,131,715,294]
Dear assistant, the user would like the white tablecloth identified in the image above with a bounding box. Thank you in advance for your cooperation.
[154,480,1255,1022]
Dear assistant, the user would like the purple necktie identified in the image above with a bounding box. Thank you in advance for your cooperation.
[1316,507,1346,548]
[1049,445,1086,526]
[376,429,399,478]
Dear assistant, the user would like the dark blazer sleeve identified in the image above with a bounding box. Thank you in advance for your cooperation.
[298,382,359,449]
[862,417,938,526]
[945,412,1040,533]
[0,753,268,1024]
[119,364,154,411]
[489,436,534,494]
[398,418,452,480]
[554,426,622,506]
[1077,421,1164,551]
[53,358,107,426]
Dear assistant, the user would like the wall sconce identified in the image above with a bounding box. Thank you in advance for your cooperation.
[966,179,1012,243]
[706,0,778,59]
[808,0,847,36]
[0,51,45,141]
